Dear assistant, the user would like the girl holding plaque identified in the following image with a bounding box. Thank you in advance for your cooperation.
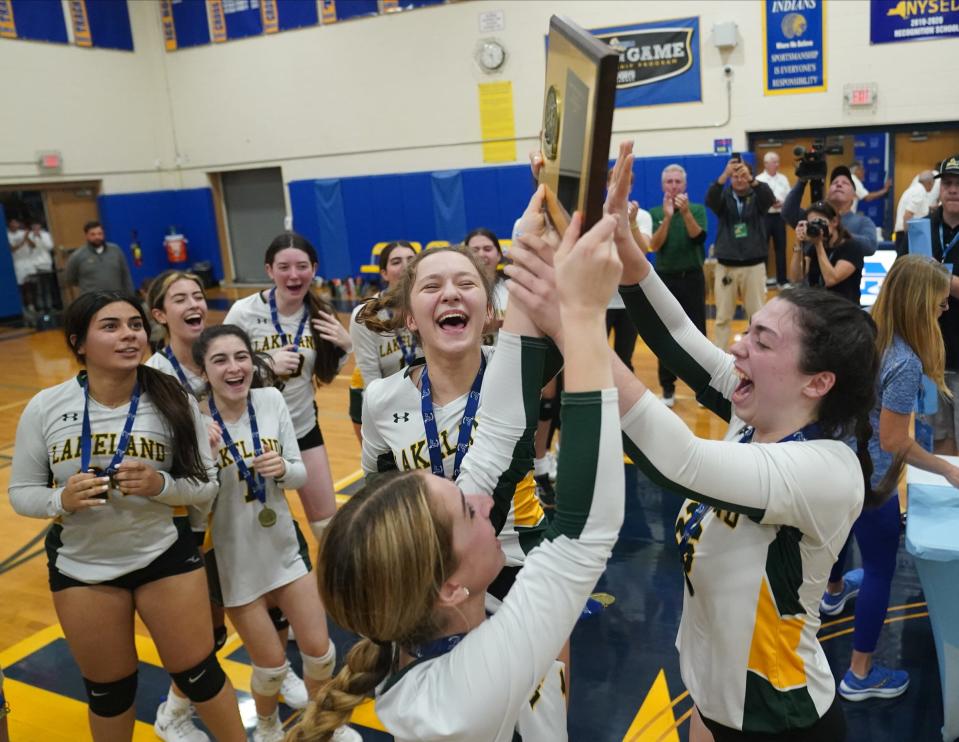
[192,324,359,742]
[224,233,353,544]
[9,292,246,742]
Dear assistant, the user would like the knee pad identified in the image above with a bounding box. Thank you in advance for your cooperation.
[539,397,556,422]
[83,671,138,717]
[300,642,336,682]
[309,517,334,542]
[250,660,289,697]
[267,606,289,632]
[170,651,226,704]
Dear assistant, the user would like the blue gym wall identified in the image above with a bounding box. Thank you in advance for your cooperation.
[289,152,751,277]
[0,204,25,318]
[97,187,224,289]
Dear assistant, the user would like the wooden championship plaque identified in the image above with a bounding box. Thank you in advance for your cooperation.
[539,16,619,233]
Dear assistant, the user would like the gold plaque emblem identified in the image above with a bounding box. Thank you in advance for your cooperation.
[543,85,561,161]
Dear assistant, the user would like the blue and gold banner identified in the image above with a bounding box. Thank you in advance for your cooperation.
[208,0,226,43]
[160,0,177,50]
[762,0,826,95]
[0,0,16,38]
[261,0,278,34]
[68,0,92,47]
[591,17,701,108]
[870,0,959,44]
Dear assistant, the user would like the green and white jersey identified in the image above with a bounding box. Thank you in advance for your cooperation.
[9,374,217,582]
[209,387,308,607]
[620,272,863,734]
[376,388,623,742]
[226,292,343,439]
[348,301,420,389]
[361,334,546,566]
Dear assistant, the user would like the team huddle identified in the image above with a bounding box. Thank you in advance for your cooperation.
[7,140,955,742]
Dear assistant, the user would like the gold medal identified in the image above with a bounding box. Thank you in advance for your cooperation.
[258,507,277,528]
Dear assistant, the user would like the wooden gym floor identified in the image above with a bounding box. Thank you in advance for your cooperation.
[0,291,944,741]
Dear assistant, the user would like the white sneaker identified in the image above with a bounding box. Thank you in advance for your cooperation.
[661,394,675,408]
[154,699,210,742]
[332,726,364,742]
[252,714,285,742]
[279,669,309,710]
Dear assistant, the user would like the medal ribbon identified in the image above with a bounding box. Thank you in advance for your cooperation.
[420,355,486,480]
[208,394,266,505]
[678,421,822,596]
[162,345,197,398]
[407,633,466,660]
[80,374,141,475]
[395,330,417,367]
[268,287,309,351]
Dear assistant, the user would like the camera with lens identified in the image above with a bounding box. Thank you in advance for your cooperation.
[805,218,829,241]
[794,141,827,202]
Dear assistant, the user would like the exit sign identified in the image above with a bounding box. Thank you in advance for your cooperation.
[37,151,63,172]
[844,83,877,108]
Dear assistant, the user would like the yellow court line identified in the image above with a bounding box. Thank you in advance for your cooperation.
[624,689,690,742]
[0,624,63,667]
[333,468,364,492]
[657,707,693,742]
[819,611,929,643]
[819,600,927,630]
[0,397,31,413]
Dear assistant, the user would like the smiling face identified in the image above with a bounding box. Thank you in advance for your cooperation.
[728,298,828,433]
[266,247,316,304]
[380,245,416,286]
[406,251,491,357]
[662,169,686,199]
[152,277,207,343]
[426,473,504,596]
[74,301,147,372]
[466,234,501,284]
[202,333,254,407]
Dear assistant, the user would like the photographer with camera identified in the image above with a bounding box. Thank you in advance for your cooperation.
[784,163,879,256]
[706,157,775,350]
[789,201,864,304]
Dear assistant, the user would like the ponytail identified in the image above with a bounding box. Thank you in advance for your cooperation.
[285,639,392,742]
[305,289,344,385]
[854,411,904,510]
[137,365,209,482]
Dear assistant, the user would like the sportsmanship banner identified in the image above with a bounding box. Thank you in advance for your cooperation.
[592,17,701,108]
[870,0,959,44]
[762,0,826,95]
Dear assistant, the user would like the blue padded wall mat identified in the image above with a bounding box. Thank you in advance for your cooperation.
[314,179,352,279]
[431,170,468,243]
[0,205,25,318]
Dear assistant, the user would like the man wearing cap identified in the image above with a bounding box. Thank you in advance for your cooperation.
[706,158,775,350]
[928,155,959,454]
[782,165,879,255]
[894,170,936,255]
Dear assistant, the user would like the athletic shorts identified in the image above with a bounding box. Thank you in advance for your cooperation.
[699,694,845,741]
[47,517,204,593]
[349,387,364,425]
[297,422,325,451]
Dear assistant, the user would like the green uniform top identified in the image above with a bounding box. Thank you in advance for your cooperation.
[649,203,707,275]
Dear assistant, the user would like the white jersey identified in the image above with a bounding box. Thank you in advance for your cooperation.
[225,292,322,438]
[362,336,546,566]
[145,350,207,399]
[376,387,623,742]
[9,374,217,582]
[349,302,420,388]
[209,387,308,607]
[620,271,864,733]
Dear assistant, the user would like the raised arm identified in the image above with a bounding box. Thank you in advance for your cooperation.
[781,179,807,228]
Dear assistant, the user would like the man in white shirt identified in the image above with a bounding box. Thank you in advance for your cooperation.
[755,152,791,287]
[849,161,891,213]
[894,170,936,255]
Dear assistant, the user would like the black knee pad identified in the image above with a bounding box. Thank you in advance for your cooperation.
[539,397,556,422]
[83,671,138,717]
[213,624,228,651]
[268,606,289,632]
[170,651,226,704]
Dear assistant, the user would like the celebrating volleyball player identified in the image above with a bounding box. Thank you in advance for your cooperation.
[191,325,359,742]
[505,141,903,741]
[286,211,624,742]
[224,232,352,543]
[347,240,418,442]
[9,292,245,742]
[356,241,549,604]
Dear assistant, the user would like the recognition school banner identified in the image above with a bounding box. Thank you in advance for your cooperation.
[870,0,959,44]
[762,0,826,95]
[591,17,701,108]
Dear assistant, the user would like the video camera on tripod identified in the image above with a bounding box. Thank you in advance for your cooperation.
[793,141,827,202]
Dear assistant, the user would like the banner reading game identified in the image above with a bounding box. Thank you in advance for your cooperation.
[591,17,701,108]
[762,0,827,95]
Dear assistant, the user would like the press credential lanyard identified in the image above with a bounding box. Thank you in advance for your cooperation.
[678,422,821,596]
[208,395,266,506]
[420,355,486,479]
[268,287,309,351]
[80,375,141,476]
[939,224,959,267]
